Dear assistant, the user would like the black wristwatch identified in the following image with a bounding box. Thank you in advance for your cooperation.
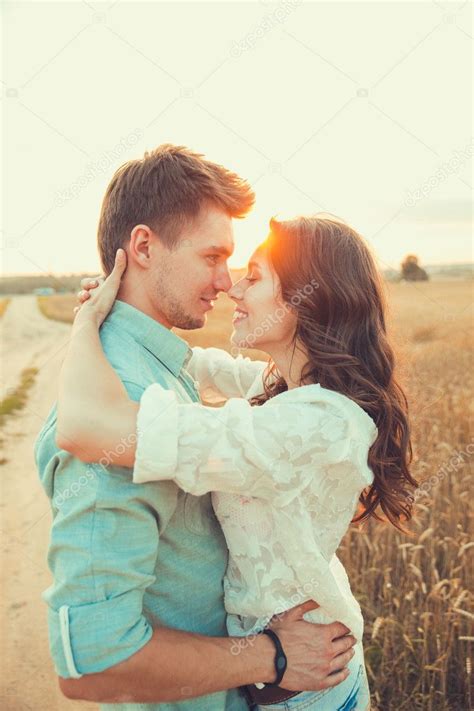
[262,628,288,686]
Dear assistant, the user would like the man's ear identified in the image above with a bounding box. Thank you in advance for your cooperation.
[128,224,155,268]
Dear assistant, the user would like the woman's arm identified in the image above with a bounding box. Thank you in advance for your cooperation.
[56,250,139,466]
[133,383,370,505]
[187,346,267,402]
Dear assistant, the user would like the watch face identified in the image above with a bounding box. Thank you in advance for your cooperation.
[277,656,286,670]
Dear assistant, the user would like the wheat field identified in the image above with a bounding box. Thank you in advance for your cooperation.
[187,281,473,711]
[38,280,473,710]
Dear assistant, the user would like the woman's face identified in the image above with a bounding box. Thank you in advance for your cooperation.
[229,243,297,351]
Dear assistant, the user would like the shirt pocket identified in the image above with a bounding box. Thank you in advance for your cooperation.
[184,491,222,537]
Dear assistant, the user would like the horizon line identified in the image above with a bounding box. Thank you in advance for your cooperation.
[2,259,473,279]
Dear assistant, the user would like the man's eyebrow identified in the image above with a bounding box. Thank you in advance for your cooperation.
[204,245,234,257]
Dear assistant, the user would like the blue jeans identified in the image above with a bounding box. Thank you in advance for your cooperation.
[256,643,370,710]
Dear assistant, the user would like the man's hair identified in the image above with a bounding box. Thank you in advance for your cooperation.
[97,144,255,274]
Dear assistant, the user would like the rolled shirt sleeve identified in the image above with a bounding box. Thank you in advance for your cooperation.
[44,472,158,678]
[37,381,160,678]
[49,581,154,678]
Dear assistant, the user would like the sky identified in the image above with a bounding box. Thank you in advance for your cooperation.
[2,0,473,277]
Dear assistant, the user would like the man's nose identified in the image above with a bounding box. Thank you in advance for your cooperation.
[214,266,233,294]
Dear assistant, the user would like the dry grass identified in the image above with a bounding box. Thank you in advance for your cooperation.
[182,281,474,711]
[341,280,473,711]
[0,297,11,318]
[37,294,77,323]
[0,367,38,426]
[41,280,473,709]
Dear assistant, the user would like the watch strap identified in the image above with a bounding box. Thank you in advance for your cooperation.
[262,628,288,687]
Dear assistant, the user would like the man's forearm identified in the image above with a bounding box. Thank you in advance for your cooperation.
[60,626,275,703]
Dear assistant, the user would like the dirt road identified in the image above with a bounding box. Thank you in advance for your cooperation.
[1,295,97,710]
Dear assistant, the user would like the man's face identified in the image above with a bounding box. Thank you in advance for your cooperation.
[149,206,235,329]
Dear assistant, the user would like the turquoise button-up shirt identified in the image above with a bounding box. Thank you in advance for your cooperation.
[34,300,247,711]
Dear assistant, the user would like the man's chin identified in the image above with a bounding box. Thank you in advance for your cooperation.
[174,315,206,330]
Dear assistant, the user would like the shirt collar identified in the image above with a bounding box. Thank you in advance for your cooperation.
[103,300,192,377]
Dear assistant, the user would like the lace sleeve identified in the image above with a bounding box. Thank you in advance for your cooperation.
[134,383,368,505]
[186,347,266,401]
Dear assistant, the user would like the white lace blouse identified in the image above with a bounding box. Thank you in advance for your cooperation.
[134,347,378,642]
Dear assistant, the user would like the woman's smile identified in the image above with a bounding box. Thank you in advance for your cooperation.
[232,307,249,324]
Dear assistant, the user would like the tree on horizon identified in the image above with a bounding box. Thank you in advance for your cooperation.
[401,254,429,281]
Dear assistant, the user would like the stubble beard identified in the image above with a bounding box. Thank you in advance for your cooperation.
[167,300,204,330]
[154,279,204,331]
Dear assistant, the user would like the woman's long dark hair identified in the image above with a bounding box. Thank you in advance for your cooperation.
[251,215,417,531]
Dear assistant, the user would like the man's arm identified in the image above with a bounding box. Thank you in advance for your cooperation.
[59,626,274,703]
[59,606,356,703]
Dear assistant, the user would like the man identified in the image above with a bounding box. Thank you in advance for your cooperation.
[35,144,356,709]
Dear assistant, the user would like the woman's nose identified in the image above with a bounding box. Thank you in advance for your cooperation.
[228,279,245,302]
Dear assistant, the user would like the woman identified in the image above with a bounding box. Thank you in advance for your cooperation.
[58,215,416,710]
